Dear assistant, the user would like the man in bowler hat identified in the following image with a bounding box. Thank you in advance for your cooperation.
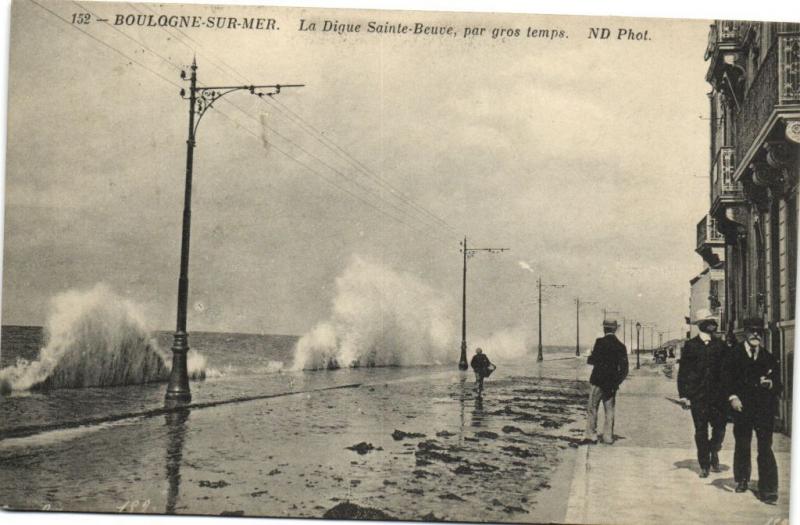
[677,309,728,477]
[583,319,628,445]
[723,318,781,503]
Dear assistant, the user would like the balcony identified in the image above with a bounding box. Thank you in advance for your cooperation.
[705,21,744,60]
[710,147,744,214]
[696,214,725,266]
[697,215,724,249]
[735,33,800,162]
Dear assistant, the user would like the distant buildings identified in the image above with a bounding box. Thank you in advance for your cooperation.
[700,21,799,433]
[689,215,725,338]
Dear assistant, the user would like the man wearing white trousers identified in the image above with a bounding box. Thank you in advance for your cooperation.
[582,319,629,445]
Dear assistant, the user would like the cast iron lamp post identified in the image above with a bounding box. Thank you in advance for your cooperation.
[635,321,641,370]
[165,59,303,403]
[458,237,509,369]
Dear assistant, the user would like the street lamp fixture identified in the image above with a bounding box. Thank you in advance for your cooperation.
[165,59,303,404]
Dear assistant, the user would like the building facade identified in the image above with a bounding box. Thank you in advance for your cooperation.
[704,21,800,433]
[689,213,726,338]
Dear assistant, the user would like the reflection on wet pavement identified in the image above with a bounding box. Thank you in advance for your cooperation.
[1,355,590,521]
[165,406,190,514]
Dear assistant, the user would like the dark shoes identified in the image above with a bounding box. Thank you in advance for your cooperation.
[579,438,598,445]
[699,468,710,478]
[735,481,748,493]
[710,452,720,473]
[759,492,778,504]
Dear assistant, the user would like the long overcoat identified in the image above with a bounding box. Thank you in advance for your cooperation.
[677,335,728,409]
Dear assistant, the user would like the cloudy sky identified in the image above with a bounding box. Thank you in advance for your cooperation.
[3,0,718,346]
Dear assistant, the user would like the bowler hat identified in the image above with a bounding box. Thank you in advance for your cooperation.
[743,318,765,333]
[602,319,619,330]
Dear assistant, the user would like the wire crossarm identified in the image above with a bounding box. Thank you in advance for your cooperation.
[180,61,304,137]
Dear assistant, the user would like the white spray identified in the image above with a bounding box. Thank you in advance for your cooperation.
[472,325,533,362]
[0,284,207,393]
[292,256,457,370]
[518,261,534,273]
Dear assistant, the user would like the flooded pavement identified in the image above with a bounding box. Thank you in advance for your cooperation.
[0,354,590,521]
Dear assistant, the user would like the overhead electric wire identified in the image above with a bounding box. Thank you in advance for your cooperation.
[34,0,456,243]
[129,1,459,236]
[28,0,180,89]
[71,1,182,74]
[265,95,458,233]
[117,2,455,239]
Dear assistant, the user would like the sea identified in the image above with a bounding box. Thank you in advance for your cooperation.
[0,326,302,438]
[0,324,579,440]
[0,320,591,518]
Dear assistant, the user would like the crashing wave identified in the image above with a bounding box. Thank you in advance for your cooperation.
[292,256,456,370]
[0,284,208,393]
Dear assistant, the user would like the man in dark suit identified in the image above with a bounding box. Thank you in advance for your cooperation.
[470,347,494,394]
[677,310,728,478]
[723,318,781,503]
[582,319,628,445]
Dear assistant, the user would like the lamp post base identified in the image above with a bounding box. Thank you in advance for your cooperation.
[537,346,543,362]
[458,341,468,370]
[165,331,192,403]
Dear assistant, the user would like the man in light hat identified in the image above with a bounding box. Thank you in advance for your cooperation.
[723,318,781,503]
[677,309,728,478]
[582,319,628,445]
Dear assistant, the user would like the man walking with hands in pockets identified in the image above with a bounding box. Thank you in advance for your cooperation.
[582,319,628,445]
[677,309,728,478]
[723,318,781,504]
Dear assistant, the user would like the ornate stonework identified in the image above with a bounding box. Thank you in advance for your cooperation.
[785,119,800,144]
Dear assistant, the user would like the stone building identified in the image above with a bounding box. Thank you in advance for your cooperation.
[689,215,726,339]
[704,21,799,432]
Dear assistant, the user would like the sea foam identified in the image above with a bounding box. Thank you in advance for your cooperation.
[292,256,456,370]
[0,284,207,393]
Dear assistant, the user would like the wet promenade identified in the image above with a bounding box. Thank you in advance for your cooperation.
[1,353,792,524]
[1,355,587,521]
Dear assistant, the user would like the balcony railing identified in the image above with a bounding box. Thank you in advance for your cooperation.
[736,34,800,161]
[721,183,745,199]
[706,21,744,59]
[719,21,743,41]
[697,214,724,250]
[711,147,743,209]
[779,34,800,104]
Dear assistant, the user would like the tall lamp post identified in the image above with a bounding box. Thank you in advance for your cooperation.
[458,237,509,370]
[536,277,566,362]
[635,321,641,369]
[165,59,303,403]
[651,325,656,352]
[575,298,596,356]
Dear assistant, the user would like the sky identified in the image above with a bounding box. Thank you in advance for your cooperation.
[2,0,719,346]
